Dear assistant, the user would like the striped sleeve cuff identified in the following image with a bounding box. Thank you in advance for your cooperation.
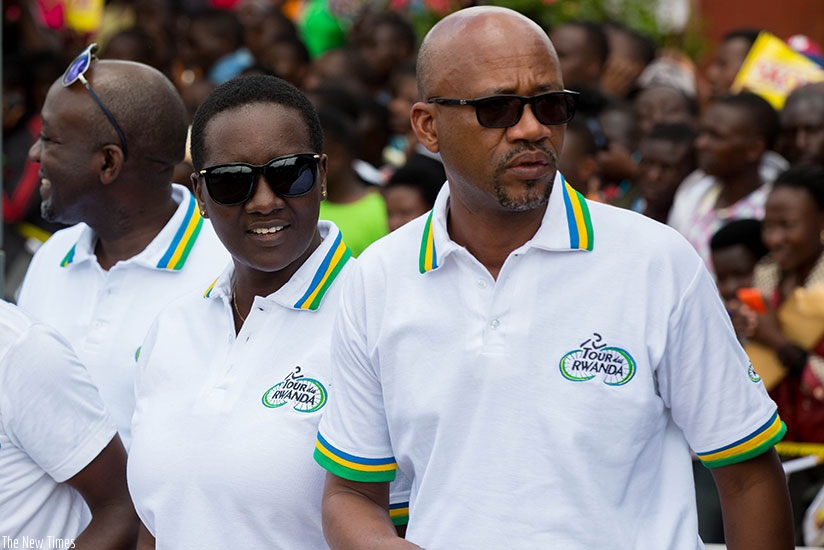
[389,501,409,526]
[314,432,397,482]
[695,411,786,469]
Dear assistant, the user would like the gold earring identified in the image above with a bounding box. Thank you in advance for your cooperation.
[321,189,328,199]
[199,207,207,217]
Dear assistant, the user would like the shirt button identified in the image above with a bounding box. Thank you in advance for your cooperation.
[490,318,500,329]
[477,279,487,289]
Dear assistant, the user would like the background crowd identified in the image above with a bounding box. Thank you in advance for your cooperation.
[3,0,824,546]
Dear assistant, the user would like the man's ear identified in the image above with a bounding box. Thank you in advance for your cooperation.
[411,101,440,154]
[99,144,125,184]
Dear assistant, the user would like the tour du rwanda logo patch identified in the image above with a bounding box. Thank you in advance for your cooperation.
[559,333,636,386]
[262,366,327,413]
[748,363,762,383]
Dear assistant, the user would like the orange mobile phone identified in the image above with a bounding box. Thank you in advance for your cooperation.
[736,287,767,313]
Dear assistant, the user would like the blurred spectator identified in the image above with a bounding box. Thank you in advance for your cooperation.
[305,80,391,185]
[238,2,298,62]
[385,60,419,167]
[352,96,393,184]
[636,48,698,98]
[301,46,368,91]
[669,92,785,272]
[634,84,699,137]
[626,122,697,222]
[100,26,164,71]
[352,10,417,101]
[133,0,179,76]
[748,165,824,545]
[710,217,769,338]
[600,20,657,99]
[317,108,388,256]
[383,152,445,232]
[549,20,609,93]
[558,118,601,200]
[705,28,762,102]
[3,50,67,301]
[595,99,640,199]
[258,35,311,87]
[779,82,824,165]
[749,164,824,440]
[178,8,253,85]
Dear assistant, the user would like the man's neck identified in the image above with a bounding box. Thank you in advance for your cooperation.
[447,201,546,280]
[92,193,179,271]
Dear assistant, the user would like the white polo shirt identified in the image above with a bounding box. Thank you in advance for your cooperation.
[315,173,784,550]
[0,301,116,543]
[127,221,408,550]
[17,184,230,448]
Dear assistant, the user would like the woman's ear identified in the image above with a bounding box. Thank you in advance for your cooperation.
[192,172,209,218]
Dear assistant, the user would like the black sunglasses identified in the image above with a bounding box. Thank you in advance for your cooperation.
[199,153,321,206]
[62,43,129,160]
[426,90,578,128]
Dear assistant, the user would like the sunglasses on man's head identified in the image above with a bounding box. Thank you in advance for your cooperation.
[199,153,321,206]
[62,43,129,160]
[426,90,579,129]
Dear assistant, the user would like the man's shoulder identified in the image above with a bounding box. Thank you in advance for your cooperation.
[588,200,698,260]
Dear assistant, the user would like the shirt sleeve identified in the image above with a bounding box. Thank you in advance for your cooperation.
[656,258,785,469]
[314,262,398,482]
[1,322,116,482]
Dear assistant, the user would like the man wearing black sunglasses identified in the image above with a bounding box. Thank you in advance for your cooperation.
[315,6,794,550]
[18,57,229,449]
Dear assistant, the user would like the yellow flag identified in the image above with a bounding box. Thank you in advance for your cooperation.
[731,31,824,109]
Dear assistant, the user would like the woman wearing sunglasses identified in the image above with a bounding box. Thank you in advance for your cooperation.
[126,75,408,549]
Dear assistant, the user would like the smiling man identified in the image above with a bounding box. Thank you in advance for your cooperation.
[314,7,793,550]
[17,52,228,448]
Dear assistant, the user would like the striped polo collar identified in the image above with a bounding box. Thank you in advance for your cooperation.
[203,220,352,312]
[59,184,204,271]
[418,172,595,274]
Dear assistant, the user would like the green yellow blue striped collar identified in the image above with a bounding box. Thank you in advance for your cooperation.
[59,188,204,270]
[203,222,352,311]
[417,172,594,274]
[155,192,204,270]
[559,174,594,252]
[293,229,352,310]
